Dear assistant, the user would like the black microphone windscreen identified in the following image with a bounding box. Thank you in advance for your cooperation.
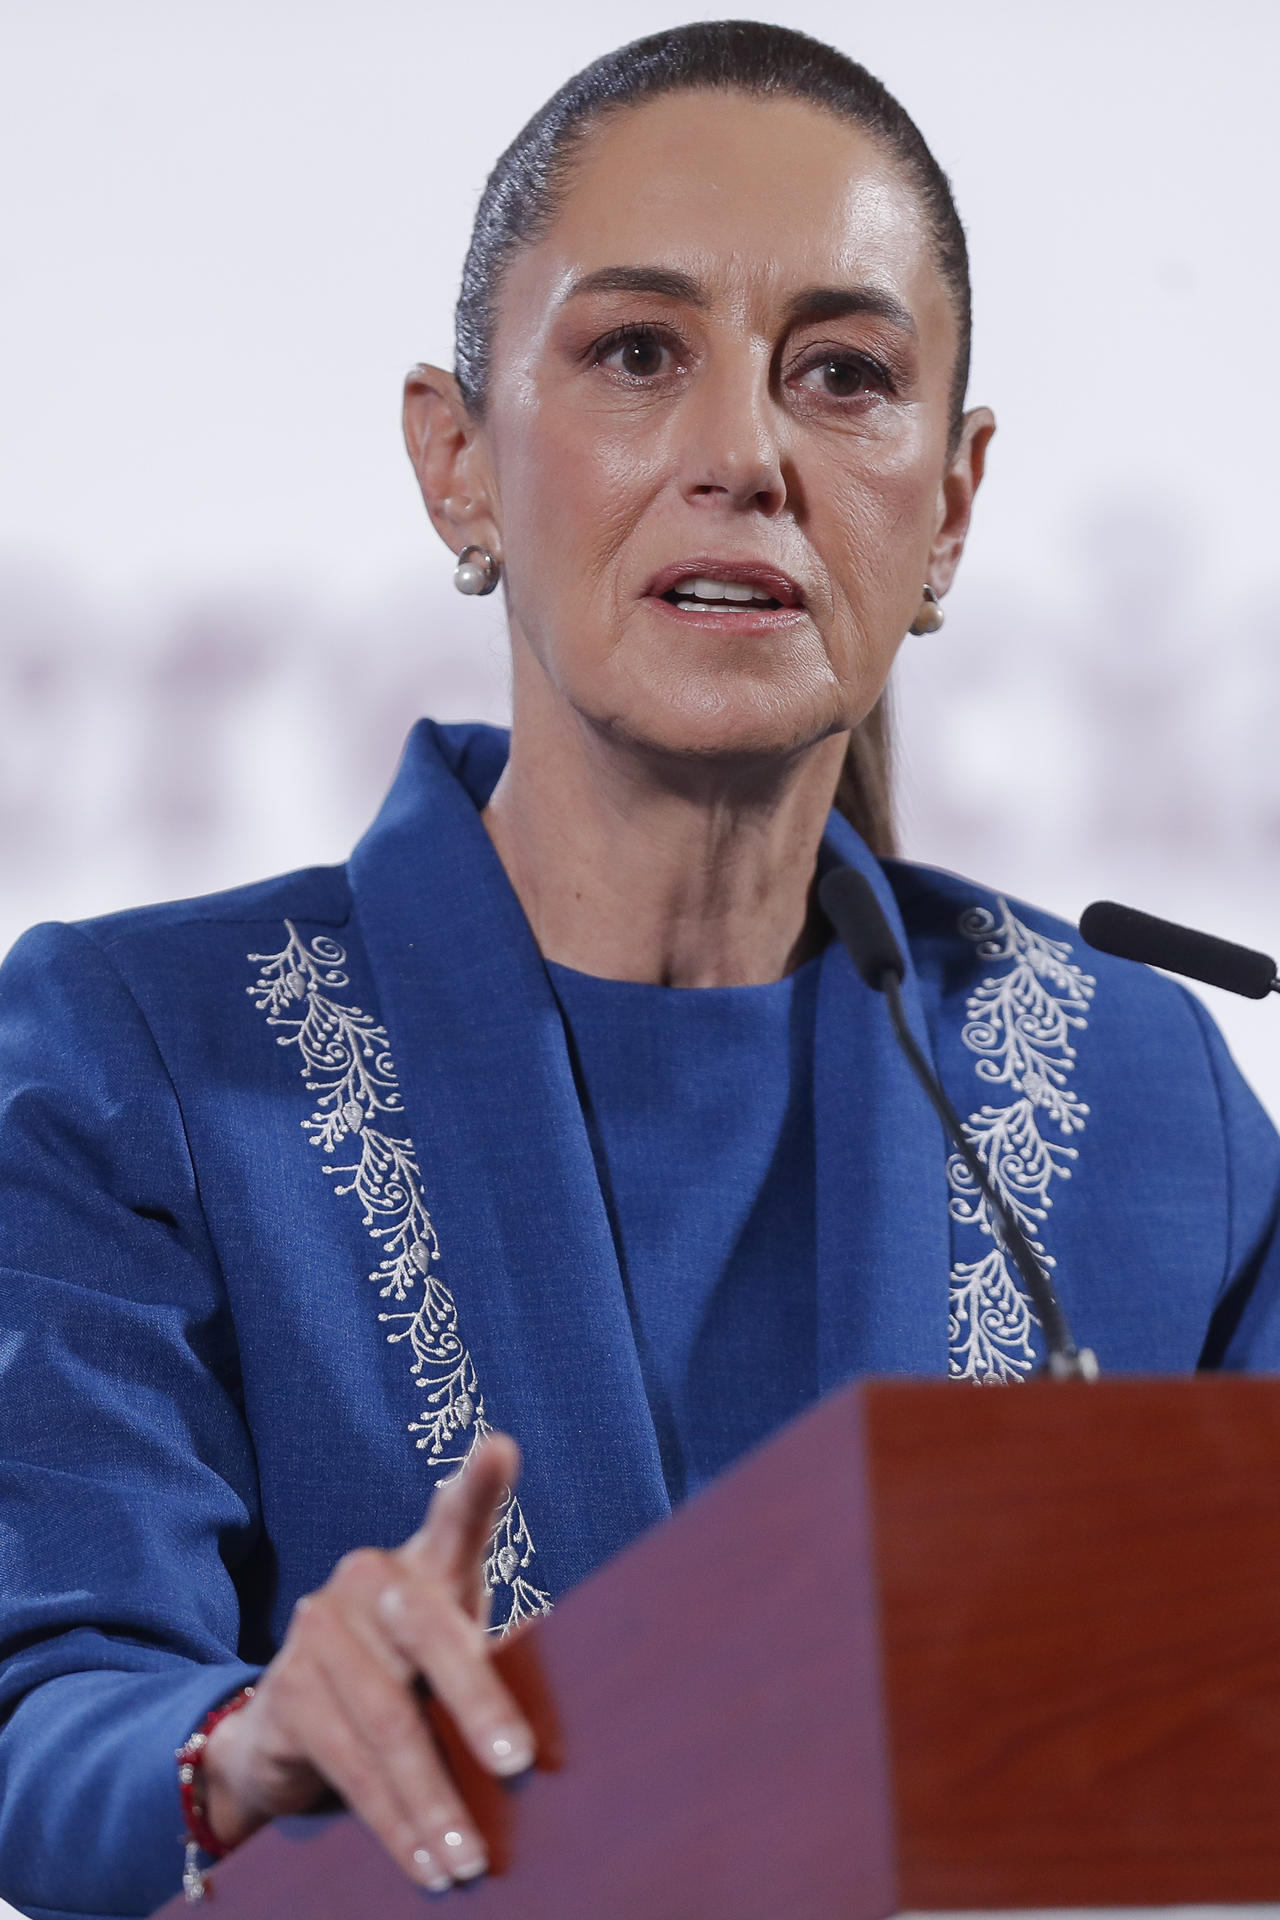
[1079,900,1277,1000]
[818,866,905,990]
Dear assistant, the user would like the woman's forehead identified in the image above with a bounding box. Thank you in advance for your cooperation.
[505,89,943,324]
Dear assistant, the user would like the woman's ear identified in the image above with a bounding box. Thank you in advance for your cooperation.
[403,365,502,561]
[927,406,996,596]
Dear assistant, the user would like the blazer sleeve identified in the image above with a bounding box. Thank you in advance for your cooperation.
[0,923,262,1920]
[1182,991,1280,1370]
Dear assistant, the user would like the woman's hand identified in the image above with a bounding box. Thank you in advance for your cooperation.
[201,1433,534,1892]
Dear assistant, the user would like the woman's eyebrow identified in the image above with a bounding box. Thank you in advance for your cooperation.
[560,270,917,339]
[561,264,707,306]
[785,285,917,336]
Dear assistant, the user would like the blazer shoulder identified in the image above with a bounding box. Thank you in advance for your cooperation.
[67,861,352,959]
[882,856,1194,1022]
[0,868,356,1039]
[885,856,1075,944]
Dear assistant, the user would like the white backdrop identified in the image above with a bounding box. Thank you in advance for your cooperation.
[3,0,1279,1111]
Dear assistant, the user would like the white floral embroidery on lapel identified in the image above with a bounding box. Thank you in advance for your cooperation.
[948,900,1095,1382]
[248,921,551,1630]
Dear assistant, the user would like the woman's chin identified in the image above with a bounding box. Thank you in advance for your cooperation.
[593,672,852,769]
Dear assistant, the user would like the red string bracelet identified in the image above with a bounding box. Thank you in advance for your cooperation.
[176,1684,256,1902]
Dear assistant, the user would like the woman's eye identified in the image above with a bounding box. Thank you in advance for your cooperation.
[597,330,671,379]
[795,354,885,399]
[820,358,866,396]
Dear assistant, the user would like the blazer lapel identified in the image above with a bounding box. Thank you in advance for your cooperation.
[346,723,669,1601]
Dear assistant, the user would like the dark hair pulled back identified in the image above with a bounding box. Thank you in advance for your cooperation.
[454,21,974,857]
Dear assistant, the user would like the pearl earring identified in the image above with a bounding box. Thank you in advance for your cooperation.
[909,584,944,635]
[453,545,501,597]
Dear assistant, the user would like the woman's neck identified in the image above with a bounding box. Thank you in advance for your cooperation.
[482,697,848,989]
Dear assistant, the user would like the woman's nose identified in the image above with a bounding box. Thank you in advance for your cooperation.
[679,359,787,516]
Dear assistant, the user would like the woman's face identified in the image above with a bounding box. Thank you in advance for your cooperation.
[464,90,986,766]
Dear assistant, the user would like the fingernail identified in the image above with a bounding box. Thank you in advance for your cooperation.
[412,1847,452,1893]
[489,1728,534,1776]
[442,1828,488,1879]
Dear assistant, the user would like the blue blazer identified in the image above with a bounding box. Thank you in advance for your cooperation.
[2,720,1278,1919]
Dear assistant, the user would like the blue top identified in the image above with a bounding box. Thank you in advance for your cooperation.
[548,958,821,1502]
[0,717,1278,1919]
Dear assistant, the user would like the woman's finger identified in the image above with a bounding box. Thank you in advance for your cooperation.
[304,1605,490,1886]
[377,1572,534,1779]
[404,1432,521,1592]
[321,1553,417,1689]
[279,1653,474,1891]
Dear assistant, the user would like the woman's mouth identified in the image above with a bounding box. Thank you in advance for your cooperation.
[644,560,806,627]
[662,575,783,612]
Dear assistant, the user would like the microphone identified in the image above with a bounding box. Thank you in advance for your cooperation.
[1079,900,1279,1001]
[818,865,1099,1383]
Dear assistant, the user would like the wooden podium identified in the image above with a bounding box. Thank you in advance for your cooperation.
[155,1377,1280,1917]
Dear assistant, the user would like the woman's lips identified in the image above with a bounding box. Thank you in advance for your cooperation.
[643,558,808,630]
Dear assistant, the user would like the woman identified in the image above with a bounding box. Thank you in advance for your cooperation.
[1,21,1277,1918]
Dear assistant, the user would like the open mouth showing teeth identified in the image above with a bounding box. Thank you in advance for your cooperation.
[662,576,783,611]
